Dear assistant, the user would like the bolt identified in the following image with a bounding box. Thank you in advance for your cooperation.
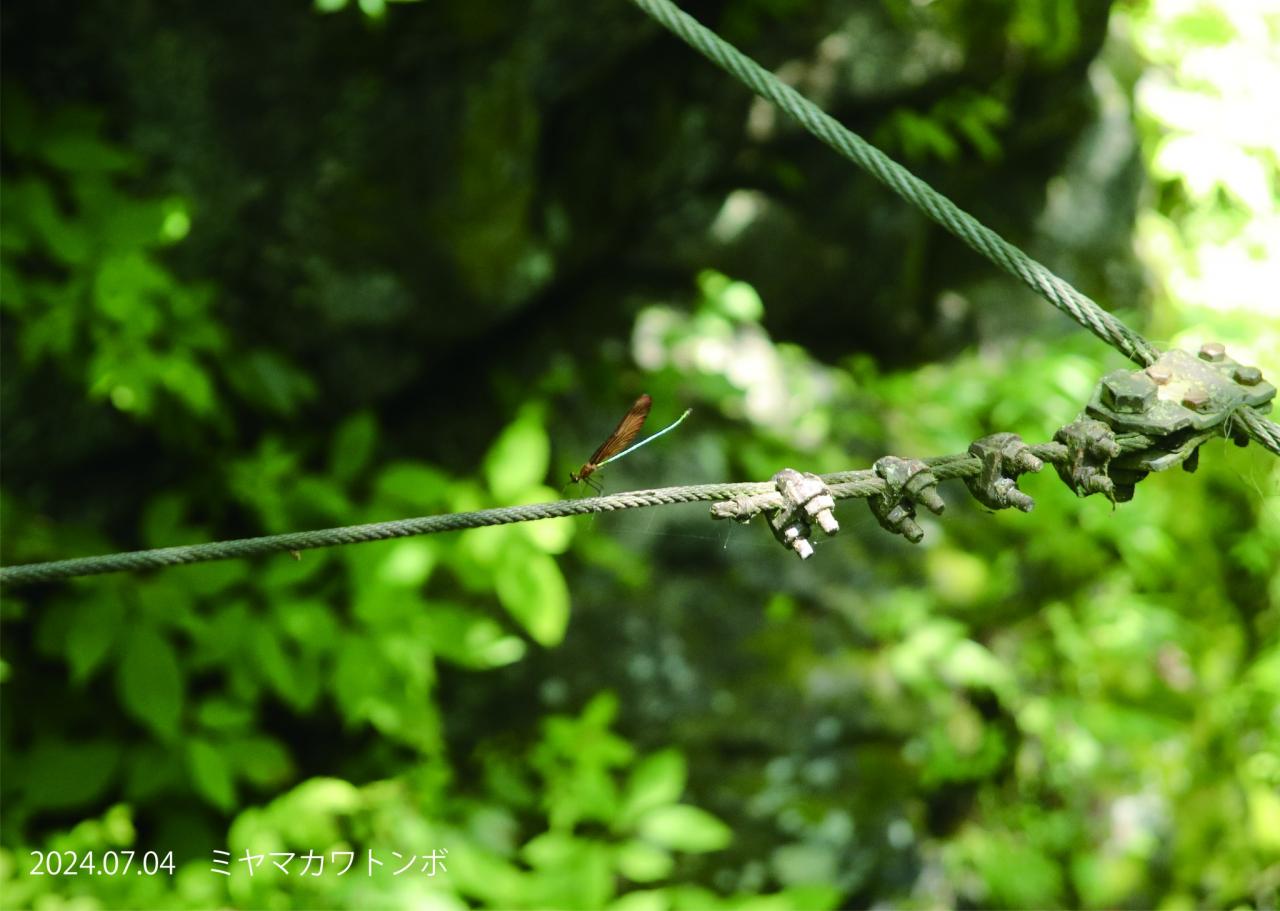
[1233,364,1262,386]
[1198,342,1226,363]
[1145,364,1173,385]
[1181,388,1212,413]
[1101,372,1157,414]
[1085,474,1115,498]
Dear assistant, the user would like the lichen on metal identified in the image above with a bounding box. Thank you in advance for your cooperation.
[1053,418,1122,500]
[963,433,1044,512]
[868,456,946,543]
[1087,346,1274,436]
[1081,343,1274,499]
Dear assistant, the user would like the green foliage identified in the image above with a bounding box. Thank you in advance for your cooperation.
[877,91,1009,165]
[2,0,1277,909]
[0,91,224,419]
[1,698,833,910]
[314,0,423,21]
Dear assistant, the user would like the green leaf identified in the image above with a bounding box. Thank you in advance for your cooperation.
[41,130,136,173]
[520,497,575,554]
[496,550,570,646]
[370,539,436,588]
[92,251,168,324]
[522,831,579,868]
[141,492,192,548]
[331,634,387,724]
[715,281,764,322]
[483,403,549,501]
[273,598,340,650]
[65,595,124,682]
[968,835,1063,908]
[610,890,669,911]
[616,841,674,882]
[123,744,184,802]
[116,625,183,738]
[638,805,732,853]
[252,629,316,710]
[187,739,236,810]
[158,354,216,415]
[421,602,528,669]
[228,735,294,788]
[374,462,453,511]
[227,349,317,415]
[619,749,687,828]
[196,698,254,732]
[21,740,121,810]
[330,411,378,482]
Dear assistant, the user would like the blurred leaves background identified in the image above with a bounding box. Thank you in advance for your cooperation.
[1,0,1277,908]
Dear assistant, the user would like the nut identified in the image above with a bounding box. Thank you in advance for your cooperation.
[1233,364,1262,386]
[1198,342,1226,363]
[1181,388,1212,413]
[1102,373,1157,414]
[1145,364,1173,385]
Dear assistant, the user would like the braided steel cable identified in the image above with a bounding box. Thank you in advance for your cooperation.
[2,431,1170,586]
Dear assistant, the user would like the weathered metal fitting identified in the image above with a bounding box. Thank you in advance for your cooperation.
[1086,347,1274,480]
[762,473,844,557]
[1181,388,1212,413]
[774,468,840,538]
[1234,365,1263,386]
[1053,419,1120,500]
[1101,372,1158,414]
[769,509,814,559]
[711,470,838,559]
[868,456,945,543]
[803,492,839,535]
[1198,341,1226,363]
[964,433,1043,512]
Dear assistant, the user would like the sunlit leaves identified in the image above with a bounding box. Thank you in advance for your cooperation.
[637,805,733,853]
[945,830,1064,908]
[616,840,675,882]
[618,749,687,829]
[374,462,454,511]
[483,403,550,501]
[496,548,570,647]
[420,603,527,670]
[2,94,229,422]
[314,0,422,19]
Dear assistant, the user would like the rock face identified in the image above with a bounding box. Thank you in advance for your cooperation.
[4,0,1136,390]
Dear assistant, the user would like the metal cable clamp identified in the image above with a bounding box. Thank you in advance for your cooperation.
[964,433,1044,512]
[868,456,946,543]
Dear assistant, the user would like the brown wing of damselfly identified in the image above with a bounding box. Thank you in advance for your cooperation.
[586,393,652,467]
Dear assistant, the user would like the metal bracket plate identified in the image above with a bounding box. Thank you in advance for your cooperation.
[1086,346,1274,436]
